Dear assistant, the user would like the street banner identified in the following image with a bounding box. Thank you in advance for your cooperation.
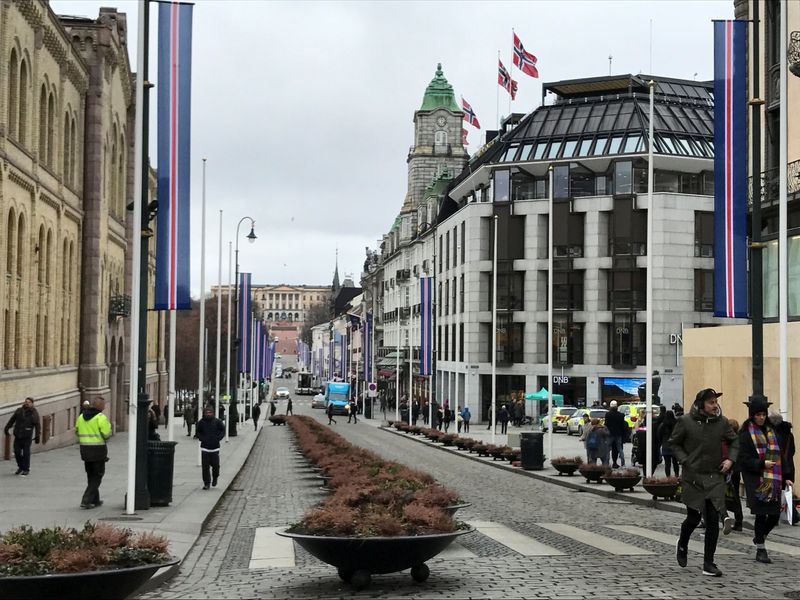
[364,313,373,382]
[420,276,433,375]
[713,20,748,318]
[254,320,261,381]
[237,273,252,372]
[155,1,193,310]
[328,338,334,379]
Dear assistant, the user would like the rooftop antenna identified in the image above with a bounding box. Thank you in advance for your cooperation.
[608,55,613,75]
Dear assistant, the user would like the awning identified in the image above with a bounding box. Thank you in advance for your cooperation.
[378,368,395,378]
[525,388,565,406]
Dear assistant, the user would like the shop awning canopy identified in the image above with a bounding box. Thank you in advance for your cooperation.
[378,368,395,378]
[525,388,565,406]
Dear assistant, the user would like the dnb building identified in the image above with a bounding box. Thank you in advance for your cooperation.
[362,67,735,422]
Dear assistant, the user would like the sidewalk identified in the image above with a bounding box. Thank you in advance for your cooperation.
[0,419,260,569]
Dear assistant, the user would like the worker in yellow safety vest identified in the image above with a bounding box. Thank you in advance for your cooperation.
[75,396,112,509]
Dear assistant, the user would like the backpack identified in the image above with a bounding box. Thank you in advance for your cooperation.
[586,429,600,450]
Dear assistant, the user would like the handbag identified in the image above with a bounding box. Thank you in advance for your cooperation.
[782,485,795,526]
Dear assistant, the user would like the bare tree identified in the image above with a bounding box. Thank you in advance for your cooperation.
[300,302,331,346]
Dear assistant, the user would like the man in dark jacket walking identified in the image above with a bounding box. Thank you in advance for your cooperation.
[4,397,41,476]
[670,388,738,577]
[605,400,627,468]
[252,402,261,431]
[195,406,225,490]
[184,402,197,437]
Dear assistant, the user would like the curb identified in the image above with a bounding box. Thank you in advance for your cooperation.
[136,426,264,596]
[380,426,688,516]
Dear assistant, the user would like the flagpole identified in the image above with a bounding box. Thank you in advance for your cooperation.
[491,214,498,445]
[126,0,147,515]
[215,209,222,422]
[778,0,788,420]
[225,241,232,442]
[167,312,176,442]
[645,80,655,478]
[408,304,413,427]
[547,165,553,463]
[198,158,207,412]
[496,50,501,130]
[396,287,400,422]
[507,44,513,117]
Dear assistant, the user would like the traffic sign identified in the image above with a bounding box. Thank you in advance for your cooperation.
[367,382,378,398]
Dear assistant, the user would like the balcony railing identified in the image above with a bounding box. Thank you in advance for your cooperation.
[748,160,800,208]
[109,294,131,319]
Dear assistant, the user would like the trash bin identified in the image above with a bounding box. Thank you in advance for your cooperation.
[364,398,373,419]
[520,431,545,470]
[147,440,177,506]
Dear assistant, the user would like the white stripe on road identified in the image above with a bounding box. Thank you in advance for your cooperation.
[249,527,295,569]
[721,531,800,556]
[538,523,653,555]
[468,521,565,556]
[435,542,476,559]
[607,525,741,555]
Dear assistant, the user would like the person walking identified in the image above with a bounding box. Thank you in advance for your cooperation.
[411,401,420,426]
[436,405,444,431]
[584,418,610,465]
[75,397,112,508]
[252,401,261,431]
[513,400,524,428]
[443,405,452,433]
[184,402,197,437]
[605,400,627,468]
[163,402,169,429]
[659,410,679,478]
[3,397,41,476]
[738,400,791,564]
[498,405,510,435]
[326,402,337,425]
[670,388,738,577]
[461,406,471,433]
[195,406,225,490]
[770,412,797,524]
[347,400,358,424]
[285,397,293,416]
[269,400,277,418]
[147,404,160,441]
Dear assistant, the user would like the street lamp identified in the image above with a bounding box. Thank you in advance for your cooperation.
[230,216,257,436]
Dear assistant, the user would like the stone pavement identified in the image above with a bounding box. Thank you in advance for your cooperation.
[139,399,800,599]
[0,417,259,575]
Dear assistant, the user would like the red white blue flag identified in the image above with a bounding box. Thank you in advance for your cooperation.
[238,273,252,372]
[713,20,748,318]
[364,313,373,382]
[512,32,539,78]
[420,277,433,376]
[461,97,481,129]
[155,1,193,310]
[498,60,518,100]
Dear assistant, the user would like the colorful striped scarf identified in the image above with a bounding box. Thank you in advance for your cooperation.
[747,422,782,502]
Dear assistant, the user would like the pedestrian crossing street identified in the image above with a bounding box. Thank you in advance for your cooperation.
[248,520,786,569]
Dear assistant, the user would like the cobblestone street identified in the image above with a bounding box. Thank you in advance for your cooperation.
[139,401,800,599]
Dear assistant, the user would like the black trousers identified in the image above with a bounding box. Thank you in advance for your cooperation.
[201,451,220,486]
[664,455,680,477]
[754,513,780,545]
[13,437,32,472]
[463,421,470,433]
[679,500,719,563]
[82,460,106,506]
[500,422,508,434]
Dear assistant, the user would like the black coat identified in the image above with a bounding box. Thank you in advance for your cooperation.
[4,406,40,440]
[738,419,783,515]
[195,416,225,450]
[252,404,261,421]
[775,421,796,485]
[605,408,626,437]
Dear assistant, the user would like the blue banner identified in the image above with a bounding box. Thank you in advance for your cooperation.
[237,273,252,372]
[155,1,193,310]
[364,313,373,382]
[254,321,262,381]
[713,20,748,318]
[420,277,433,375]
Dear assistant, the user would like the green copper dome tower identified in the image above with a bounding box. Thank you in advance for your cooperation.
[419,63,460,112]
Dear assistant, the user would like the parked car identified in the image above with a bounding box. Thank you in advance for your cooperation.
[566,408,608,436]
[619,403,647,429]
[311,393,326,409]
[541,406,578,432]
[275,387,290,400]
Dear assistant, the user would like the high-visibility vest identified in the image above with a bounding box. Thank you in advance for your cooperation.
[75,412,112,446]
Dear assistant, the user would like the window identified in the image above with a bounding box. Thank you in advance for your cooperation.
[451,277,457,316]
[18,58,28,145]
[459,273,465,312]
[434,130,447,146]
[547,141,563,159]
[501,145,519,161]
[609,197,646,256]
[608,269,646,311]
[459,323,464,362]
[492,205,525,260]
[445,230,450,270]
[444,279,449,315]
[493,169,510,202]
[591,137,608,156]
[452,226,458,266]
[694,212,714,257]
[519,143,535,160]
[608,315,646,368]
[8,49,18,138]
[607,136,624,155]
[553,201,584,256]
[553,165,570,199]
[495,314,524,364]
[577,138,593,157]
[562,139,578,158]
[614,160,633,195]
[694,270,714,312]
[451,323,456,361]
[553,271,584,310]
[460,222,465,263]
[552,316,584,366]
[533,143,547,160]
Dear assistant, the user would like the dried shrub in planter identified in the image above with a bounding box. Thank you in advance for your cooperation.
[551,456,584,466]
[402,503,456,533]
[0,543,25,564]
[607,467,640,478]
[131,532,169,555]
[88,522,131,549]
[643,476,680,485]
[46,548,102,573]
[354,512,404,537]
[413,485,460,508]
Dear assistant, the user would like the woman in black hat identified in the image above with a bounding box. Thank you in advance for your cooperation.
[738,398,790,564]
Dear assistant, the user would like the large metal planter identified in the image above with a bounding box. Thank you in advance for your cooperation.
[0,559,178,600]
[277,528,472,589]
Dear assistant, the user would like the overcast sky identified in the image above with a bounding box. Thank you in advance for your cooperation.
[51,0,733,296]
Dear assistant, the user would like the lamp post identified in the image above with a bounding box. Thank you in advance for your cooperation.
[231,216,257,436]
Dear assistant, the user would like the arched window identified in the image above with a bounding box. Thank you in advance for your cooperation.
[118,133,126,215]
[70,116,77,186]
[61,238,68,364]
[43,315,49,366]
[110,129,118,215]
[18,58,28,145]
[16,213,25,276]
[46,228,53,285]
[295,312,300,321]
[46,91,55,167]
[63,112,70,183]
[38,85,47,162]
[3,309,10,369]
[434,130,447,146]
[8,49,18,138]
[14,310,21,368]
[6,209,15,274]
[37,225,45,283]
[35,314,41,366]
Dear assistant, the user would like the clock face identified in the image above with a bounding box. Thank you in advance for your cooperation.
[436,116,447,128]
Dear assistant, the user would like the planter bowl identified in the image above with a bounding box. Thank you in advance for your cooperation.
[277,528,472,587]
[552,463,579,476]
[642,482,680,501]
[443,502,472,516]
[604,475,641,492]
[578,467,609,483]
[0,559,178,600]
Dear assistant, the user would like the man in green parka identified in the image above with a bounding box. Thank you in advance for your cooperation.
[669,388,739,577]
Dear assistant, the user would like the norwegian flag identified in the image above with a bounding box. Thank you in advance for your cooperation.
[461,97,481,129]
[513,32,539,78]
[461,128,468,145]
[498,59,518,100]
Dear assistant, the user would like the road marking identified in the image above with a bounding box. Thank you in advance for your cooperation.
[435,542,476,559]
[468,521,565,556]
[721,531,800,556]
[607,525,741,555]
[538,523,653,555]
[249,527,295,569]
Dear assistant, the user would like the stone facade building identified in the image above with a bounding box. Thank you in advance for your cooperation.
[0,1,167,449]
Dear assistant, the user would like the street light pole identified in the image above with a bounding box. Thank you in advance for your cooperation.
[231,216,256,434]
[215,209,223,421]
[225,241,232,441]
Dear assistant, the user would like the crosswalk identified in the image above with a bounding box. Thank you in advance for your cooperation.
[249,520,761,569]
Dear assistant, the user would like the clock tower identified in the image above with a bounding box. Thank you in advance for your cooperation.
[405,64,469,210]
